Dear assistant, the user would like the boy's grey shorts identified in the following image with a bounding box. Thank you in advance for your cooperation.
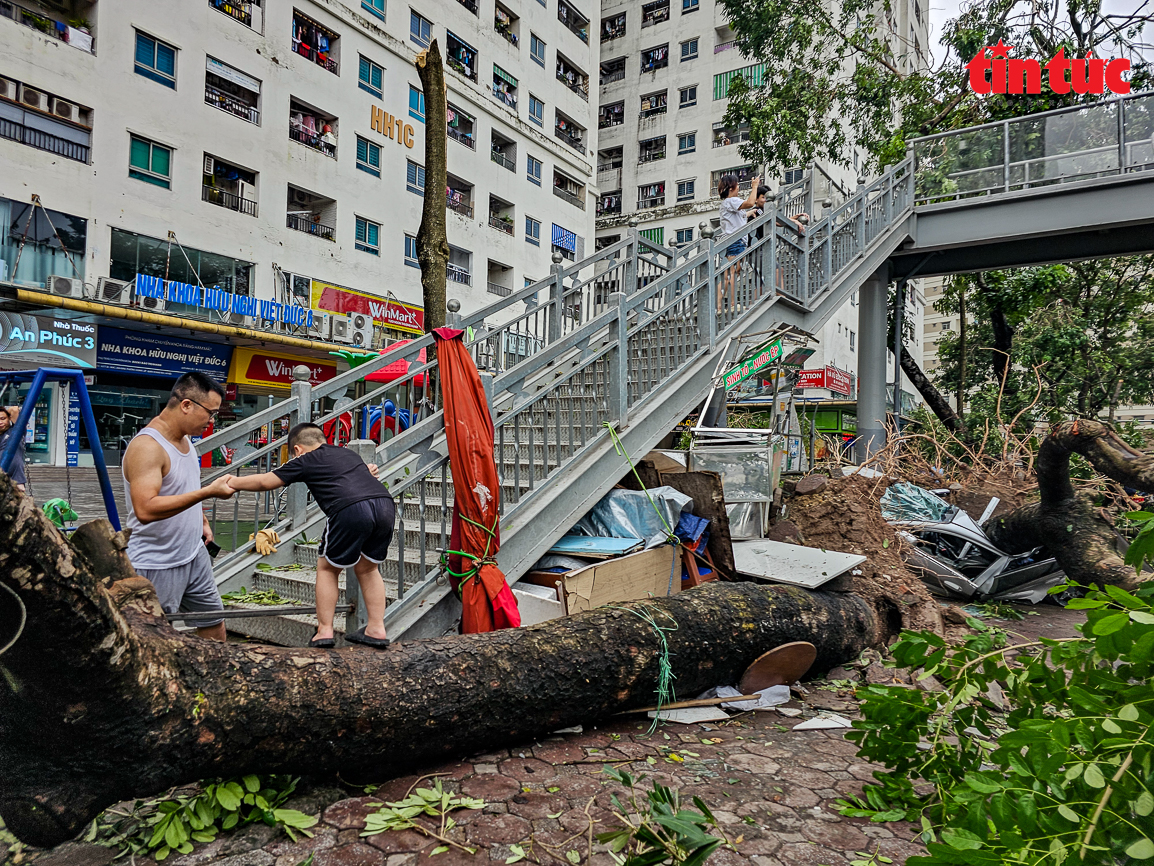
[136,546,224,627]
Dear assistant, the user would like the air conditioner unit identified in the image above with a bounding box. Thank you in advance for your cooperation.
[222,310,248,326]
[137,293,166,313]
[21,87,45,111]
[51,98,78,123]
[350,318,372,348]
[291,189,311,206]
[98,277,132,304]
[49,275,84,298]
[308,312,331,340]
[0,78,18,101]
[329,314,352,344]
[204,155,215,175]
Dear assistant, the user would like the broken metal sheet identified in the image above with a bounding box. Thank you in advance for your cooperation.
[647,706,730,724]
[793,714,853,730]
[547,536,644,558]
[732,539,867,589]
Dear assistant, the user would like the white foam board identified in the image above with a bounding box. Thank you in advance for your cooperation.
[732,539,867,589]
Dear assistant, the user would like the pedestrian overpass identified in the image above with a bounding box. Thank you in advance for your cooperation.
[198,91,1154,643]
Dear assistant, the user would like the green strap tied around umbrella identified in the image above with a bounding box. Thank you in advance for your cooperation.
[440,512,501,596]
[607,602,678,733]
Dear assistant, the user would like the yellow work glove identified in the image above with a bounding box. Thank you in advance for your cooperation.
[249,529,281,556]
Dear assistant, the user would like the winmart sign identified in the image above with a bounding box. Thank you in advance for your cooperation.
[967,40,1131,95]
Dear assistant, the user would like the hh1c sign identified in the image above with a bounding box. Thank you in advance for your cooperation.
[0,312,97,368]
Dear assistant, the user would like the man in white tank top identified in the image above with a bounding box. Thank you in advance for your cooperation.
[122,372,235,640]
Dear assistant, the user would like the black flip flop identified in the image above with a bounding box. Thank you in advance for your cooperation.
[345,627,390,648]
[309,635,336,648]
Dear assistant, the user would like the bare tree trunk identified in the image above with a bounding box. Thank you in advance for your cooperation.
[986,420,1153,591]
[0,476,881,849]
[900,350,963,434]
[416,42,448,335]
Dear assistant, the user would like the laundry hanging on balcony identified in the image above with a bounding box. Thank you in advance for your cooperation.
[434,327,520,634]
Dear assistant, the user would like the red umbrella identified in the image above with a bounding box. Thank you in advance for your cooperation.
[434,328,520,633]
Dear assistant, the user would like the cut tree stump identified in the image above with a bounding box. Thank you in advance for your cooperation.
[0,475,883,848]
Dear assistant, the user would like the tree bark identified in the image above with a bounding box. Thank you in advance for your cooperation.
[0,476,880,849]
[416,42,448,335]
[956,281,967,420]
[986,420,1153,591]
[899,350,963,434]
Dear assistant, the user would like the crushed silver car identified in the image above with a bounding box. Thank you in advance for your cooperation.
[881,482,1066,603]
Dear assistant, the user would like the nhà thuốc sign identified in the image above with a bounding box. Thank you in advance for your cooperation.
[722,339,782,390]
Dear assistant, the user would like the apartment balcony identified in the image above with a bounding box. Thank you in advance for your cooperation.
[554,126,584,152]
[557,0,589,43]
[446,195,474,219]
[601,69,625,85]
[597,167,622,189]
[209,0,262,30]
[637,195,665,209]
[292,42,338,74]
[0,115,89,163]
[552,186,585,210]
[205,84,260,124]
[0,1,96,53]
[488,214,514,235]
[491,149,515,171]
[286,212,334,240]
[456,0,478,13]
[448,126,476,149]
[202,185,258,217]
[714,40,735,53]
[446,263,472,285]
[487,282,513,297]
[596,196,622,216]
[289,126,336,158]
[638,148,666,164]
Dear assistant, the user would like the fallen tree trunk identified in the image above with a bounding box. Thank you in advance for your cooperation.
[986,419,1153,590]
[0,475,880,849]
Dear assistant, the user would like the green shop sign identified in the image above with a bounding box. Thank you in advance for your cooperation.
[721,339,782,390]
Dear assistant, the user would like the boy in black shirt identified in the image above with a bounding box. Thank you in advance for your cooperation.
[223,423,395,649]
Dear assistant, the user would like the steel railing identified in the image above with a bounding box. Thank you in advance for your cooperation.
[910,89,1154,205]
[0,116,89,163]
[202,185,258,217]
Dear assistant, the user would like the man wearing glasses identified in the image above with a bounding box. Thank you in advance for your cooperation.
[122,372,235,640]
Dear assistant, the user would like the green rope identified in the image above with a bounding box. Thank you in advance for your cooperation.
[608,603,678,733]
[604,423,677,542]
[439,512,501,593]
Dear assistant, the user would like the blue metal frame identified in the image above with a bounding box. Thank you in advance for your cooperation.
[0,368,121,531]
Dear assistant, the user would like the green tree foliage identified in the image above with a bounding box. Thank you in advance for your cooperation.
[837,583,1154,864]
[716,0,1153,175]
[933,257,1154,425]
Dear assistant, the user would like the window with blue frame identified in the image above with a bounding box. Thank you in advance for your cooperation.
[356,137,381,176]
[410,10,431,46]
[128,135,172,188]
[406,160,425,195]
[675,227,694,244]
[362,0,385,20]
[530,34,545,67]
[677,132,696,153]
[409,85,426,122]
[526,155,542,186]
[525,216,541,245]
[358,56,384,97]
[356,217,381,255]
[528,95,544,125]
[682,0,699,11]
[134,32,177,88]
[404,234,419,267]
[677,179,695,200]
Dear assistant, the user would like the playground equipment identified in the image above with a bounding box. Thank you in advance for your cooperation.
[0,368,121,531]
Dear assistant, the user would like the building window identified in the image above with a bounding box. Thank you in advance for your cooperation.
[783,167,804,184]
[356,217,381,255]
[679,85,697,107]
[680,38,698,61]
[714,63,767,100]
[941,321,951,330]
[640,44,670,73]
[404,234,419,267]
[849,331,856,351]
[363,0,385,20]
[129,135,172,188]
[409,85,426,122]
[134,32,177,88]
[530,33,546,67]
[683,0,699,11]
[410,10,432,46]
[527,155,542,186]
[358,56,384,98]
[677,132,696,154]
[406,160,425,195]
[529,95,544,126]
[356,137,381,177]
[525,216,541,245]
[677,179,695,201]
[675,227,694,244]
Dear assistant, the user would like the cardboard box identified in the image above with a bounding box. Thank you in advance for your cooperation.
[560,545,680,615]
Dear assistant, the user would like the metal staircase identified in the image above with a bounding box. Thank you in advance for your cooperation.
[198,88,1154,644]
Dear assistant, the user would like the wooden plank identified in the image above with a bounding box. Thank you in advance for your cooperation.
[657,470,737,580]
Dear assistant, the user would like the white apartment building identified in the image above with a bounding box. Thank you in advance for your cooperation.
[0,0,597,333]
[591,0,928,408]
